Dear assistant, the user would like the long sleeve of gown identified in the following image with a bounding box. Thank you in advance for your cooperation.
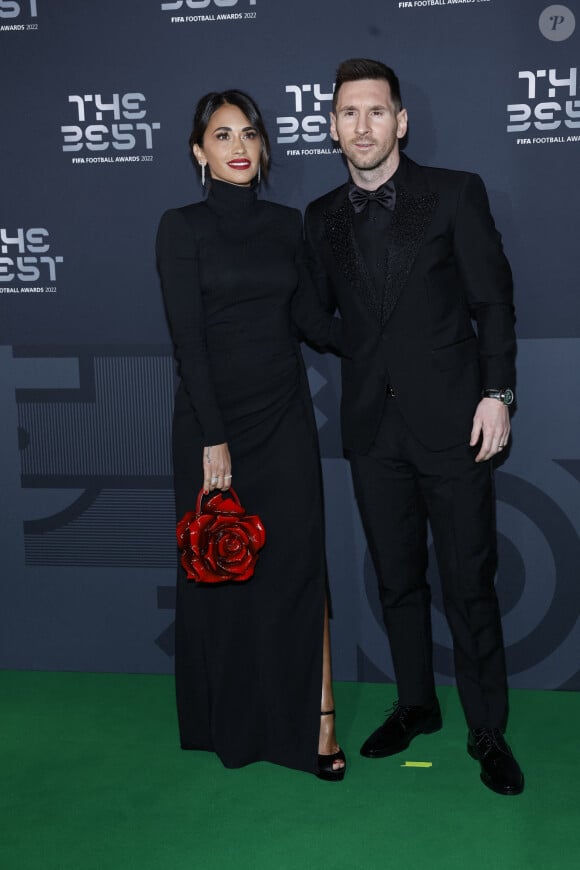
[156,208,227,445]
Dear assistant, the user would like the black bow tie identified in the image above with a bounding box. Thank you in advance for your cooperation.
[348,181,396,214]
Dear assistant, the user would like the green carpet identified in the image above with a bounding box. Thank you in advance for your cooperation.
[1,672,578,869]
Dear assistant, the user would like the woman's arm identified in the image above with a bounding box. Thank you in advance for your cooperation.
[290,212,349,357]
[156,208,231,491]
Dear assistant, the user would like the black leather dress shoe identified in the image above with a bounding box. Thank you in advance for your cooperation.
[360,700,442,758]
[467,729,524,795]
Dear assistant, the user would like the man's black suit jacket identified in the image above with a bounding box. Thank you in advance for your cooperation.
[304,155,516,454]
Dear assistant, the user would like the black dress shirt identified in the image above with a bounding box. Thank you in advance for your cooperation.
[350,161,404,298]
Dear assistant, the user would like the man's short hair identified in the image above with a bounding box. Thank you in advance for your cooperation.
[333,58,403,113]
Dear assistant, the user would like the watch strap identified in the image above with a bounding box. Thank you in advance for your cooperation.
[482,388,514,406]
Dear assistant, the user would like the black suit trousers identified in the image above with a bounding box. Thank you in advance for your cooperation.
[350,396,508,730]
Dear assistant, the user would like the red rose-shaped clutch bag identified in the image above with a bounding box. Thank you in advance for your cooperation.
[176,488,266,584]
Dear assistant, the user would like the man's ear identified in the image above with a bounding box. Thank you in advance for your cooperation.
[329,112,339,143]
[396,108,408,140]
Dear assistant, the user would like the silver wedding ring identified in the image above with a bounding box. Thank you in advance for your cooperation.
[224,474,232,479]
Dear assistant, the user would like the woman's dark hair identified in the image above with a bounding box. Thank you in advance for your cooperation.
[333,59,403,114]
[189,90,270,179]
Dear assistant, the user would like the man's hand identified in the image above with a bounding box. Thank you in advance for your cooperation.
[470,398,510,463]
[203,443,232,492]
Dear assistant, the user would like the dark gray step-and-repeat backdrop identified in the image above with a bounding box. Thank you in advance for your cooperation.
[1,0,579,689]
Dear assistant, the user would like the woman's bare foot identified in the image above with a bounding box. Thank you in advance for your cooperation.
[318,710,345,771]
[318,599,345,775]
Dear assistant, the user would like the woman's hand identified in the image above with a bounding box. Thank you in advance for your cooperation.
[203,443,232,492]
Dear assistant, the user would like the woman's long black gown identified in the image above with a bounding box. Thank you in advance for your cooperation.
[156,180,344,773]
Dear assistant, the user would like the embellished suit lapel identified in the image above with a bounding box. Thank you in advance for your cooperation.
[382,184,439,324]
[320,169,439,326]
[322,195,382,321]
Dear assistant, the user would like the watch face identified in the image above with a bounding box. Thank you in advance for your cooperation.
[503,388,514,406]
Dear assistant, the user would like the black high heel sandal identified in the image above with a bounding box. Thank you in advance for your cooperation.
[317,709,346,782]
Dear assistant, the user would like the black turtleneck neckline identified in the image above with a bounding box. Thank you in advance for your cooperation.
[206,178,259,214]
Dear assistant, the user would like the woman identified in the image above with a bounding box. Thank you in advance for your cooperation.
[156,90,346,779]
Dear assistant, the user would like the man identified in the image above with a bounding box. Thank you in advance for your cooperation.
[304,58,523,795]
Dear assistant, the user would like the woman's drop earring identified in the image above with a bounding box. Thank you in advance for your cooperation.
[201,163,206,187]
[257,164,261,185]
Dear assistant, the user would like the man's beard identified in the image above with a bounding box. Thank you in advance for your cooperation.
[349,154,388,172]
[345,140,395,173]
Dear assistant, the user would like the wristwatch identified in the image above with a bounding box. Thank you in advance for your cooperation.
[482,388,514,406]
